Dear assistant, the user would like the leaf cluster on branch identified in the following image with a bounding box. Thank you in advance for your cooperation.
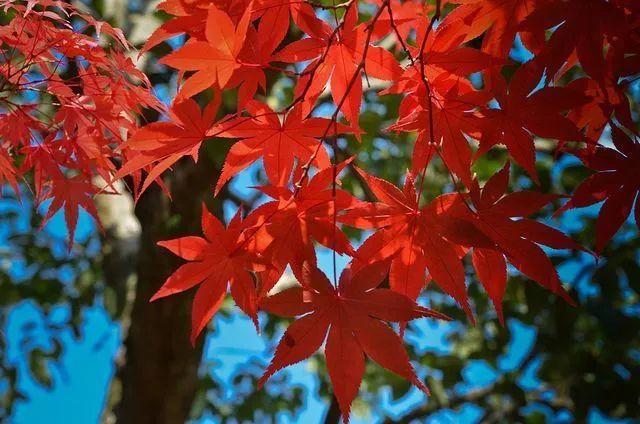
[0,0,162,246]
[1,0,639,421]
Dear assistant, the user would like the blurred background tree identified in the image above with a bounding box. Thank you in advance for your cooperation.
[0,1,638,423]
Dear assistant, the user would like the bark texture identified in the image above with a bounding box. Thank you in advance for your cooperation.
[98,159,221,424]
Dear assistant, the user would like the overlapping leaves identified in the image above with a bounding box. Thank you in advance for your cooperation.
[4,0,640,422]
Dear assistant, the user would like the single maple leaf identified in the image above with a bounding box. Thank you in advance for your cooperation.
[160,3,252,99]
[389,77,488,188]
[212,101,351,192]
[274,2,332,65]
[559,126,640,253]
[40,176,102,250]
[116,97,219,198]
[259,260,448,422]
[443,163,581,321]
[276,5,402,131]
[152,204,265,344]
[19,140,67,205]
[0,105,45,147]
[381,27,500,154]
[479,62,586,182]
[213,0,295,110]
[340,168,492,318]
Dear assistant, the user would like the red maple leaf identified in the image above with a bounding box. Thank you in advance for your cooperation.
[251,0,296,55]
[140,0,209,54]
[259,260,448,422]
[340,168,491,318]
[479,62,586,182]
[224,26,276,110]
[159,4,252,99]
[276,5,402,130]
[560,126,640,253]
[520,0,629,82]
[383,26,500,100]
[212,100,351,192]
[390,77,488,188]
[438,0,544,59]
[116,97,219,197]
[242,162,357,289]
[444,163,582,321]
[566,49,636,147]
[0,149,19,194]
[370,0,431,49]
[41,176,102,250]
[152,204,265,344]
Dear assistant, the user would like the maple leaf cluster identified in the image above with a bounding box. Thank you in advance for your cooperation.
[2,0,640,421]
[122,0,640,419]
[0,0,161,245]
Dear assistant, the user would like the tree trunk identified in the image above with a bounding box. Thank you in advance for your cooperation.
[99,159,222,424]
